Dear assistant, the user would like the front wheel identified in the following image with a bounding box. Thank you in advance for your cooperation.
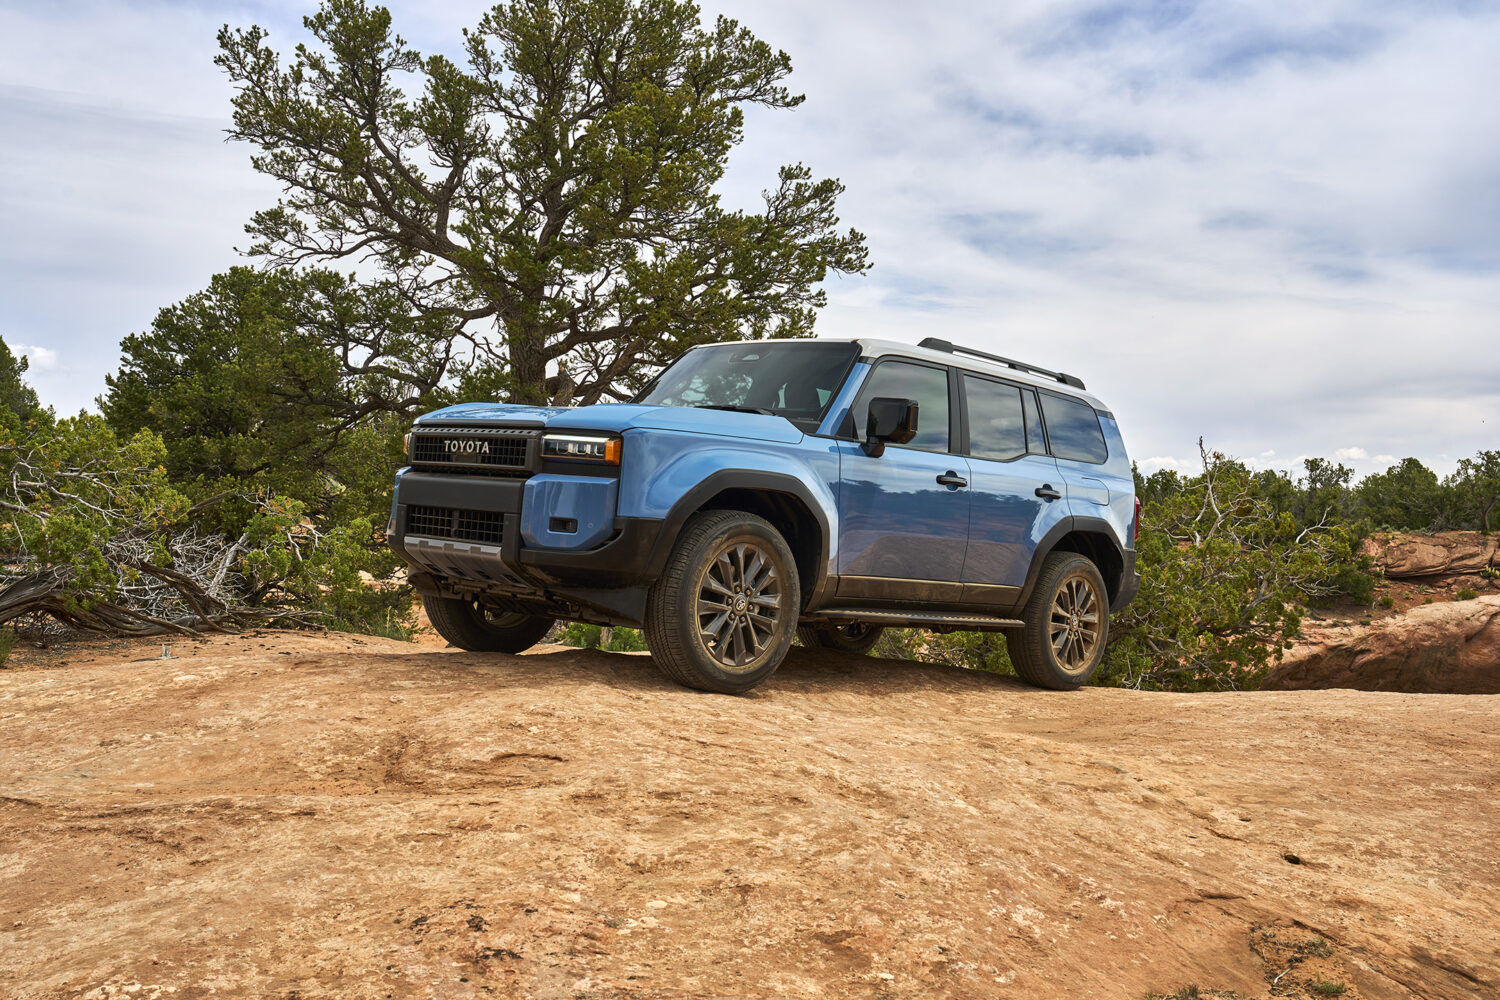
[1007,552,1109,690]
[645,510,799,693]
[797,622,885,655]
[422,596,555,654]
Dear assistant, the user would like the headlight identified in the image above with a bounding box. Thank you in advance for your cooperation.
[542,434,622,465]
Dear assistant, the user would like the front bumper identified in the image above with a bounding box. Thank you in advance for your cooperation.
[388,471,664,597]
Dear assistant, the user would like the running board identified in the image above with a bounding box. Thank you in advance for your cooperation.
[804,609,1024,631]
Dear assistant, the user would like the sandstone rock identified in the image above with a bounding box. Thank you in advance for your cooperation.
[1267,595,1500,693]
[3,631,1497,997]
[1361,531,1499,578]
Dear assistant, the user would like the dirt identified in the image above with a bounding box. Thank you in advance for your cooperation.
[1,632,1497,999]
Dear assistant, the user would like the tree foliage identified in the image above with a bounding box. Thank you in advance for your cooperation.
[216,0,869,405]
[0,413,409,639]
[1450,450,1500,534]
[102,267,417,526]
[1352,457,1448,532]
[0,336,45,428]
[1102,444,1371,691]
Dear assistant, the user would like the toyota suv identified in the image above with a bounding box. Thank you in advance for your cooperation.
[389,337,1139,693]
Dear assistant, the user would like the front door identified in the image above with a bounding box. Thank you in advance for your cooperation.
[836,359,970,603]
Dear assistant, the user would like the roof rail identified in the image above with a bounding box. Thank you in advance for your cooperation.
[916,337,1086,390]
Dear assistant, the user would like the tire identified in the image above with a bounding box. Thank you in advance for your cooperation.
[1007,552,1110,690]
[645,510,800,693]
[797,622,885,655]
[423,595,555,654]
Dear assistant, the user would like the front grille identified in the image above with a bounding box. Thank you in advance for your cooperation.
[410,426,533,476]
[406,505,505,546]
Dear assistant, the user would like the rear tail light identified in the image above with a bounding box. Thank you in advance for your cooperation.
[1133,496,1142,542]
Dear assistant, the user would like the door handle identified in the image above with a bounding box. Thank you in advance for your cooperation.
[936,472,968,488]
[1035,484,1062,500]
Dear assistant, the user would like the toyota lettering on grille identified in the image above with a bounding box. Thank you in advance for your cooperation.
[444,439,491,455]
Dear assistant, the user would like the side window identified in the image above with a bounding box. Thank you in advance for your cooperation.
[963,376,1025,462]
[1022,390,1046,455]
[855,361,950,453]
[1041,393,1108,464]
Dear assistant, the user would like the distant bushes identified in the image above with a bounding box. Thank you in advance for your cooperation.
[557,623,648,652]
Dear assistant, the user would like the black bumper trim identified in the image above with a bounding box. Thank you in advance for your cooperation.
[518,516,663,588]
[1111,549,1141,612]
[394,472,524,513]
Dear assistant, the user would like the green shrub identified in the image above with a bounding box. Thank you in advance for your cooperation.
[1378,595,1394,608]
[872,628,1014,675]
[1102,445,1373,691]
[557,623,646,652]
[1456,588,1478,601]
[0,628,13,668]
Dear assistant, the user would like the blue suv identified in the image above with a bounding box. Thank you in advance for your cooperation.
[389,338,1139,693]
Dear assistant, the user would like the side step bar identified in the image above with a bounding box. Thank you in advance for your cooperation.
[803,609,1024,631]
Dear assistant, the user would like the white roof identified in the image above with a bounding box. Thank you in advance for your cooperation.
[848,337,1108,409]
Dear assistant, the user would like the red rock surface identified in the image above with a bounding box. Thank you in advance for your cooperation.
[1269,596,1500,694]
[2,632,1498,998]
[1362,531,1500,578]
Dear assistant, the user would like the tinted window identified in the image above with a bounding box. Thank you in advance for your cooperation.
[856,361,950,453]
[635,341,859,431]
[1022,390,1046,455]
[1041,393,1108,463]
[964,376,1025,462]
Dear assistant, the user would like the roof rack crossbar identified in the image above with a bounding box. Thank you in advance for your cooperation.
[916,337,1086,390]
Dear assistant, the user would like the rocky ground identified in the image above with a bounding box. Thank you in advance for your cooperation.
[2,632,1496,999]
[1269,532,1500,693]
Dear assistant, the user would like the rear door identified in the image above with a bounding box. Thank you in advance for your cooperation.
[1038,390,1113,513]
[836,359,970,603]
[959,374,1070,604]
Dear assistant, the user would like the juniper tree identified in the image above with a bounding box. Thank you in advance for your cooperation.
[216,0,868,405]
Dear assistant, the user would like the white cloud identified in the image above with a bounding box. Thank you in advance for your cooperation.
[12,344,58,371]
[0,0,1496,473]
[1334,447,1369,461]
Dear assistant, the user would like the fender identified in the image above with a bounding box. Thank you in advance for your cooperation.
[644,469,836,610]
[1016,515,1131,609]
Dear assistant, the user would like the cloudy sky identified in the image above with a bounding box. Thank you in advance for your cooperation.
[1,0,1497,475]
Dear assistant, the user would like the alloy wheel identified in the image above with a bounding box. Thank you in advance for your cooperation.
[1048,573,1102,671]
[695,539,783,671]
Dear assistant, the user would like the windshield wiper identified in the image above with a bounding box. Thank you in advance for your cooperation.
[692,404,775,415]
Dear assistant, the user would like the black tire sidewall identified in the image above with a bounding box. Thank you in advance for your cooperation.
[798,623,884,655]
[1012,553,1109,689]
[423,595,554,654]
[647,512,799,693]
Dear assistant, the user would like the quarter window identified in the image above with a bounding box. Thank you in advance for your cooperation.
[1041,393,1108,464]
[963,376,1025,462]
[854,361,950,453]
[1022,390,1046,455]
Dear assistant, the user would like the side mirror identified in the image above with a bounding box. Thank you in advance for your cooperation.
[863,397,919,457]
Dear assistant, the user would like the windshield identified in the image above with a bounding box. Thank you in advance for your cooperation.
[635,341,860,431]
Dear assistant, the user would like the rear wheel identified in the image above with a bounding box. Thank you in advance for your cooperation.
[422,596,555,654]
[645,510,799,693]
[797,622,885,655]
[1007,552,1109,690]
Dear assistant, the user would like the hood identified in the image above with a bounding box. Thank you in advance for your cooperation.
[414,401,805,444]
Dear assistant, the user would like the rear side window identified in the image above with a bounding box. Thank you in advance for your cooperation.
[855,361,950,453]
[1041,393,1108,464]
[963,375,1025,462]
